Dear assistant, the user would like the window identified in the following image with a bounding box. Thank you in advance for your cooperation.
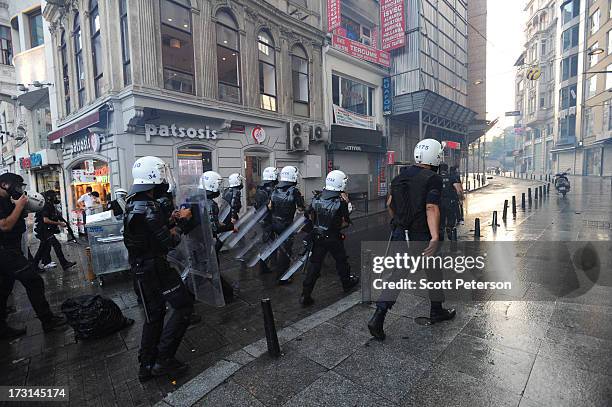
[28,9,43,48]
[0,26,11,65]
[332,74,374,116]
[583,107,593,137]
[561,54,578,80]
[216,10,241,103]
[558,114,576,140]
[590,9,600,35]
[561,25,579,51]
[161,0,194,94]
[340,15,372,45]
[541,40,546,56]
[528,91,536,114]
[291,45,309,117]
[258,31,277,111]
[605,100,612,131]
[589,43,600,67]
[559,84,577,109]
[586,75,597,99]
[561,0,580,25]
[120,0,131,86]
[60,30,70,114]
[89,0,104,97]
[518,80,524,92]
[607,64,612,89]
[539,94,545,108]
[73,13,85,108]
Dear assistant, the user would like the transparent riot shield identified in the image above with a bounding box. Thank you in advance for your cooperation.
[225,205,269,249]
[174,186,225,307]
[218,201,231,225]
[246,214,307,268]
[218,206,256,243]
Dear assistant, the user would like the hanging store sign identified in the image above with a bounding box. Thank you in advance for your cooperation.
[72,169,96,183]
[333,105,377,130]
[327,0,341,31]
[71,132,102,156]
[19,157,31,170]
[386,150,395,164]
[332,34,390,67]
[383,77,393,116]
[252,126,266,144]
[380,0,405,51]
[30,153,42,168]
[144,123,221,142]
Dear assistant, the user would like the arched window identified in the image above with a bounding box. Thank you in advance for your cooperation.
[258,31,276,111]
[119,0,131,85]
[73,13,85,108]
[216,10,241,103]
[291,45,309,117]
[160,0,195,93]
[90,0,104,97]
[60,30,70,114]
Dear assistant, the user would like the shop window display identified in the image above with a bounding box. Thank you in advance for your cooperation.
[70,160,110,232]
[177,149,212,188]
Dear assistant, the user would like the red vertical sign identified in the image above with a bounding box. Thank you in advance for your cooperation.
[327,0,341,31]
[380,0,405,51]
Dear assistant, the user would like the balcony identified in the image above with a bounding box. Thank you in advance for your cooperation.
[556,136,576,146]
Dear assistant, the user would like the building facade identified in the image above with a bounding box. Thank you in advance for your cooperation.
[44,0,327,226]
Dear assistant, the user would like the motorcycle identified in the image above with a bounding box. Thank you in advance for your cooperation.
[554,169,571,197]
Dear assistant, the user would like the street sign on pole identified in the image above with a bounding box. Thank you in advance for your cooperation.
[505,111,521,117]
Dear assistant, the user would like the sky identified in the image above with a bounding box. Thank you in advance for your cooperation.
[485,0,526,139]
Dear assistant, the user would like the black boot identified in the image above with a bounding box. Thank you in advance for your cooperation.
[342,276,360,293]
[430,302,456,324]
[138,364,154,382]
[151,358,189,377]
[0,324,27,340]
[367,308,387,340]
[41,315,67,332]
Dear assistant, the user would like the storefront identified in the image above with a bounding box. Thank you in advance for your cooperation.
[29,149,62,195]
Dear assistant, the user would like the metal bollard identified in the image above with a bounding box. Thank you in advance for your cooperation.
[474,218,481,238]
[502,200,508,221]
[512,195,517,216]
[528,188,532,205]
[261,299,281,357]
[521,192,526,209]
[492,211,498,228]
[535,187,539,200]
[547,183,551,194]
[539,185,543,199]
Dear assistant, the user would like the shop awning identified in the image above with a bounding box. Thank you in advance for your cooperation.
[550,145,576,153]
[48,110,100,141]
[17,87,49,110]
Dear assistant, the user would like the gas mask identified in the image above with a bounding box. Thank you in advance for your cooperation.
[1,182,26,200]
[153,182,170,199]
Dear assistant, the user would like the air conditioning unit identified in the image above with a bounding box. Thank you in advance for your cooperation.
[287,122,309,152]
[309,124,328,143]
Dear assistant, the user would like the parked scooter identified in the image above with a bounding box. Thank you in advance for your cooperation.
[554,169,571,197]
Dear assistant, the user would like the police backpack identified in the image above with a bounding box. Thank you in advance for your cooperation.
[61,295,134,340]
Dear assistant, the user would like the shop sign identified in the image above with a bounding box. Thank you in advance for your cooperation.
[380,0,405,51]
[333,105,377,130]
[343,145,362,152]
[30,153,42,168]
[332,34,390,67]
[72,169,95,183]
[386,150,395,164]
[327,0,341,31]
[19,157,31,170]
[144,123,220,142]
[252,126,266,144]
[84,159,95,174]
[444,141,461,150]
[382,77,393,116]
[71,133,102,156]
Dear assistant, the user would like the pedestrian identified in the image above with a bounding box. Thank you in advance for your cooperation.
[222,173,243,224]
[77,186,94,226]
[0,173,67,340]
[269,166,305,283]
[450,166,465,225]
[439,164,462,241]
[299,170,360,306]
[89,191,102,215]
[33,190,77,271]
[123,157,194,381]
[254,167,278,274]
[368,139,456,340]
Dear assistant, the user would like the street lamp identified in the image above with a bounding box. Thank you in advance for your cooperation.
[588,47,605,56]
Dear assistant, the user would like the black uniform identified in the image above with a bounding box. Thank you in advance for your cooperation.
[254,181,276,273]
[439,170,459,240]
[123,193,194,369]
[33,194,72,269]
[269,182,304,273]
[0,193,57,332]
[222,187,242,224]
[301,190,356,298]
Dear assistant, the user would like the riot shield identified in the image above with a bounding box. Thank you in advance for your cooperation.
[218,206,256,243]
[174,186,225,307]
[280,250,310,281]
[218,201,231,225]
[225,205,269,249]
[246,214,307,268]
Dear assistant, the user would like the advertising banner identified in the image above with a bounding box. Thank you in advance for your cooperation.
[383,77,393,116]
[332,34,391,67]
[380,0,405,51]
[333,105,377,130]
[327,0,341,31]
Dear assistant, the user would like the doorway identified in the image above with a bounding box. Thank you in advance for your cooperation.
[244,151,271,206]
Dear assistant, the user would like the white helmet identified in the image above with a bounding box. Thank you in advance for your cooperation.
[200,171,222,193]
[25,191,45,213]
[262,167,279,182]
[130,156,175,194]
[114,188,128,200]
[228,173,244,188]
[280,166,299,183]
[325,170,348,192]
[414,139,443,167]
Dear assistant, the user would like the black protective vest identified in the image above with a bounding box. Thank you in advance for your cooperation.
[35,203,60,237]
[222,187,242,219]
[123,199,174,261]
[390,168,436,234]
[271,185,299,224]
[0,198,25,247]
[254,183,274,210]
[440,172,458,209]
[311,191,343,234]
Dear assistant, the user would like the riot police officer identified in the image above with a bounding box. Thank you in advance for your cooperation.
[201,171,236,301]
[0,173,66,339]
[269,166,304,282]
[368,140,456,340]
[438,163,461,241]
[222,173,243,224]
[254,167,278,274]
[123,157,194,381]
[300,170,359,306]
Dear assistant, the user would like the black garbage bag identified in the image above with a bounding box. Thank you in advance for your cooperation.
[61,295,134,340]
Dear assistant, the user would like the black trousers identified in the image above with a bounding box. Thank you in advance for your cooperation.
[132,257,194,365]
[33,235,69,267]
[0,246,53,327]
[302,235,351,296]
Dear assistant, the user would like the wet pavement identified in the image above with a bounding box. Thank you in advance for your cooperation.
[2,175,612,406]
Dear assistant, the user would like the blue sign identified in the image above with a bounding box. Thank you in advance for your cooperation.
[382,77,393,116]
[30,153,42,168]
